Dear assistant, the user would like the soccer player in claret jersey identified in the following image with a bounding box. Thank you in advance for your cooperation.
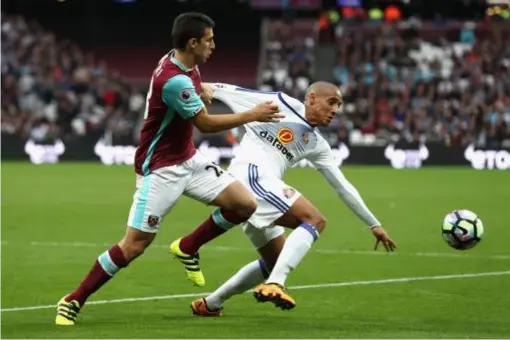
[55,13,283,325]
[189,82,397,316]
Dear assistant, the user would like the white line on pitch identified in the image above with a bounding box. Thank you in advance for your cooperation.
[1,240,509,260]
[2,270,509,313]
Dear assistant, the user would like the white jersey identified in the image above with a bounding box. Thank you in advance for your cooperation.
[212,83,332,178]
[212,83,381,228]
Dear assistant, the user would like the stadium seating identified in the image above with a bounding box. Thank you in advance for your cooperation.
[326,20,510,147]
[259,19,510,148]
[1,15,145,142]
[258,20,316,100]
[3,15,510,149]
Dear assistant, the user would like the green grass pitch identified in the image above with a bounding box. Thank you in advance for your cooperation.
[1,162,510,339]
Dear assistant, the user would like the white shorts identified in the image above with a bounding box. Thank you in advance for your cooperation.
[127,151,236,233]
[229,163,301,249]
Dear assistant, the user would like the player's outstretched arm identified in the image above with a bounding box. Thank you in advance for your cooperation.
[309,145,397,251]
[163,76,283,133]
[309,143,380,228]
[319,165,381,228]
[191,102,282,133]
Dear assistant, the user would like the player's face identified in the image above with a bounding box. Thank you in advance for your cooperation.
[192,27,215,64]
[311,92,343,126]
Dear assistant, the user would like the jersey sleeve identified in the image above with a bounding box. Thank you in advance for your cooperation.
[162,74,204,119]
[211,83,238,98]
[308,138,337,170]
[210,83,267,113]
[308,140,381,228]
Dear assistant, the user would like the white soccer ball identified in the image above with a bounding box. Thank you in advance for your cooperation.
[442,209,484,250]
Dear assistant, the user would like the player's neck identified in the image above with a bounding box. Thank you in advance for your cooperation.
[173,50,196,69]
[304,107,318,127]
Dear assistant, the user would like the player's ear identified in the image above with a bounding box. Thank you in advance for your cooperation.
[189,38,198,49]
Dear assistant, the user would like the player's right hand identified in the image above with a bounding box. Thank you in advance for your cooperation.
[371,226,397,252]
[250,101,284,123]
[201,83,214,105]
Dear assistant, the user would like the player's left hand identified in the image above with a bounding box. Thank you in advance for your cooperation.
[371,226,397,252]
[201,83,214,105]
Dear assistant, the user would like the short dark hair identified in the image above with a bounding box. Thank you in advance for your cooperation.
[172,12,215,50]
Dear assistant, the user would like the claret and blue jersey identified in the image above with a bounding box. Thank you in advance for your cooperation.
[134,51,204,176]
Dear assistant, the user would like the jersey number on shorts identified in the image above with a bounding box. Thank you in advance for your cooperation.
[205,164,224,177]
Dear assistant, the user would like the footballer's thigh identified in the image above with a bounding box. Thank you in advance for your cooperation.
[184,152,257,216]
[275,195,327,233]
[232,163,303,230]
[127,165,190,234]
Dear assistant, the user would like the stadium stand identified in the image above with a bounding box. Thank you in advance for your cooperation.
[326,20,510,148]
[258,19,510,149]
[258,20,316,100]
[1,14,145,142]
[3,14,510,150]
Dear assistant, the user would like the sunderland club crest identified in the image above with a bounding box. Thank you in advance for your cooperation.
[302,132,310,144]
[282,187,296,199]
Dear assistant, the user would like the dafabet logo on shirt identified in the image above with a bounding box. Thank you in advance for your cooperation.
[259,130,295,161]
[277,128,294,145]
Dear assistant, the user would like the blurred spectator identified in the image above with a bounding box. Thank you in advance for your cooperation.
[259,20,315,99]
[324,19,510,148]
[1,14,145,142]
[259,17,510,149]
[4,14,510,151]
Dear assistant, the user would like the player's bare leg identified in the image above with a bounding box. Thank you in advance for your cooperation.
[193,197,324,314]
[196,196,323,313]
[56,227,155,325]
[254,195,326,309]
[170,180,257,287]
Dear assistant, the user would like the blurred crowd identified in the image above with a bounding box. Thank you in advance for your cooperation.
[259,19,510,149]
[259,20,315,100]
[1,14,145,143]
[330,21,510,148]
[3,14,510,150]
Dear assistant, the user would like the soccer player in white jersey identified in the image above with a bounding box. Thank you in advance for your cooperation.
[189,81,397,315]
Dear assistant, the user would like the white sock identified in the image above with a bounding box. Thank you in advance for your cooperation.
[205,259,268,310]
[266,223,319,286]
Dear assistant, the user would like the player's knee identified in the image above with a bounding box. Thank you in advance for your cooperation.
[236,196,257,219]
[301,213,327,233]
[245,196,258,215]
[315,216,327,233]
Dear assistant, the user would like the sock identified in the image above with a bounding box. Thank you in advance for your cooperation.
[179,208,248,254]
[66,244,129,306]
[266,222,319,286]
[205,259,269,310]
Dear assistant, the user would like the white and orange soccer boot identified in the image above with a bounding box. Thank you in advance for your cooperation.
[253,283,296,310]
[190,298,222,317]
